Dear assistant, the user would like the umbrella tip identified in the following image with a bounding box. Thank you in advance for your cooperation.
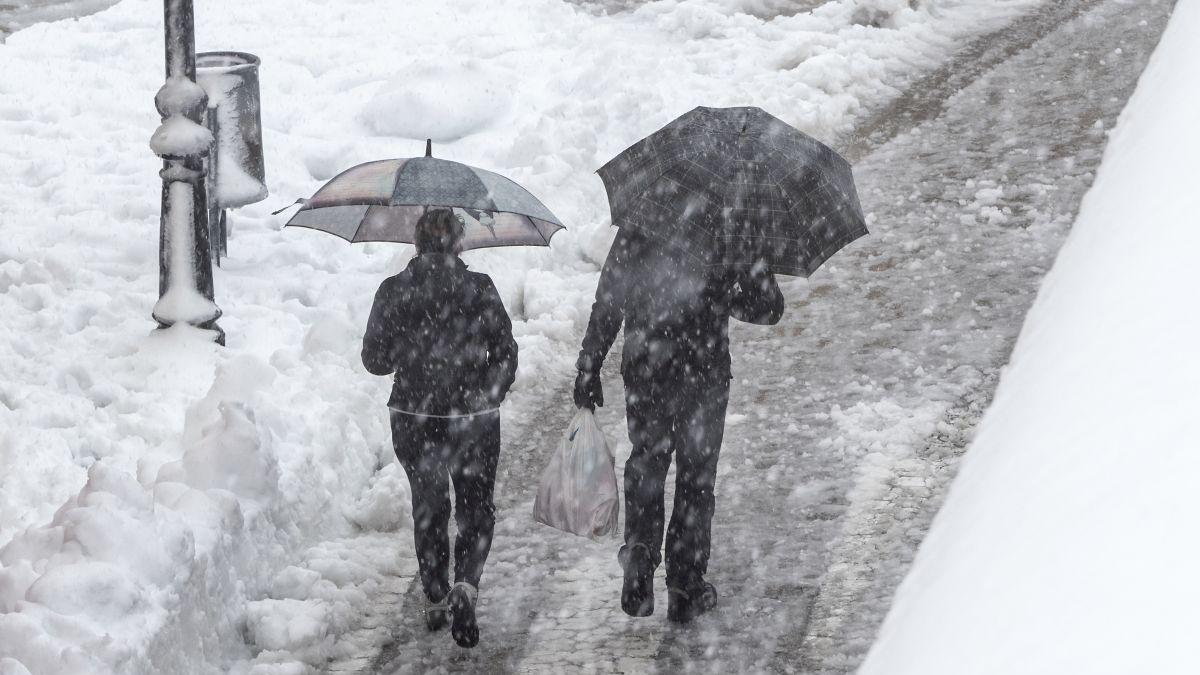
[425,139,432,157]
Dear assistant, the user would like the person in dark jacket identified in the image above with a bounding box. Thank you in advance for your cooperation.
[574,226,783,623]
[362,208,517,648]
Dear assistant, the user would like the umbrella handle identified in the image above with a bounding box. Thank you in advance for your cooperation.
[270,198,308,216]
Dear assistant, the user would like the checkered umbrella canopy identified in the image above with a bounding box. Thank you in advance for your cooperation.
[597,106,867,277]
[285,142,563,250]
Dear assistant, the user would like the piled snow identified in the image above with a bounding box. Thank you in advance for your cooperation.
[0,0,118,39]
[861,2,1200,673]
[359,58,513,143]
[0,0,1052,671]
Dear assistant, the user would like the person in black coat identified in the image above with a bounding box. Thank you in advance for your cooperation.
[362,207,517,648]
[574,226,783,623]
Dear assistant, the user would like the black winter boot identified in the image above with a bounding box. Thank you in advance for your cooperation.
[424,595,448,632]
[620,543,655,617]
[666,580,717,624]
[448,582,479,648]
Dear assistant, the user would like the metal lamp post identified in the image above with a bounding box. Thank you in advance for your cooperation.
[150,0,223,345]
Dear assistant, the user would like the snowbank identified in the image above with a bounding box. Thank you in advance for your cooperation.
[0,0,1049,671]
[860,2,1200,672]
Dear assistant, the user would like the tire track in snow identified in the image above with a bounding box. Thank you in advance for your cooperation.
[839,0,1113,163]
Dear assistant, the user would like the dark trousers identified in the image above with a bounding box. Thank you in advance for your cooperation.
[390,410,500,602]
[620,377,730,589]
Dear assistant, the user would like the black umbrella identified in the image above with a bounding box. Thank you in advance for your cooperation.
[284,140,564,250]
[597,106,867,276]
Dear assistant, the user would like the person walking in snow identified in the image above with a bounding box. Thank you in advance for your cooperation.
[574,227,783,623]
[362,207,518,648]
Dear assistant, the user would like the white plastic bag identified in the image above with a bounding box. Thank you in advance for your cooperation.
[533,409,620,539]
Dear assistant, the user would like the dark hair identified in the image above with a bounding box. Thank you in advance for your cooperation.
[415,208,465,254]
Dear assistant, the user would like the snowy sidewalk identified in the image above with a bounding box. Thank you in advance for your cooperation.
[0,0,1176,673]
[863,0,1200,670]
[312,1,1175,672]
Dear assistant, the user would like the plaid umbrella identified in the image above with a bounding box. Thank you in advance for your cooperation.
[285,141,564,250]
[597,106,867,276]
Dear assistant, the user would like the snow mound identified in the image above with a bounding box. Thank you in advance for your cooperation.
[359,58,514,142]
[861,3,1200,673]
[157,356,280,500]
[346,462,411,532]
[0,658,33,675]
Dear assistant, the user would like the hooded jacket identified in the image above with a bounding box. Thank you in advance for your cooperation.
[577,227,784,387]
[362,253,517,416]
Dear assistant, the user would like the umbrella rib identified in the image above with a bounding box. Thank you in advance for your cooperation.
[532,216,551,246]
[478,169,560,222]
[284,221,359,243]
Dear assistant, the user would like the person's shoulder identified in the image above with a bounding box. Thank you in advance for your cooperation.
[383,270,411,286]
[377,268,414,293]
[465,270,506,305]
[465,269,497,288]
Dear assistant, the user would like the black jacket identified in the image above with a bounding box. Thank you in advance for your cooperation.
[577,228,784,386]
[362,254,518,416]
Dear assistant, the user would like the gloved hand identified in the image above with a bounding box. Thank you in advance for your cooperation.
[573,370,604,410]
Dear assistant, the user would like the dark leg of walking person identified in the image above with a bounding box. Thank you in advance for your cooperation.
[445,412,500,647]
[392,410,500,640]
[619,382,674,618]
[619,376,729,621]
[664,379,729,622]
[448,412,500,589]
[393,412,453,628]
[621,384,673,566]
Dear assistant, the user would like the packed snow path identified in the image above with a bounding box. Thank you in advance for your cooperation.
[307,1,1175,672]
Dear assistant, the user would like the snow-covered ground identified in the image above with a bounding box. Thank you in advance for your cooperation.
[0,0,1163,672]
[0,0,118,39]
[860,1,1200,673]
[329,1,1177,668]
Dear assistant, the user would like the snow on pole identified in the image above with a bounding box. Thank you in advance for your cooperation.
[150,0,223,344]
